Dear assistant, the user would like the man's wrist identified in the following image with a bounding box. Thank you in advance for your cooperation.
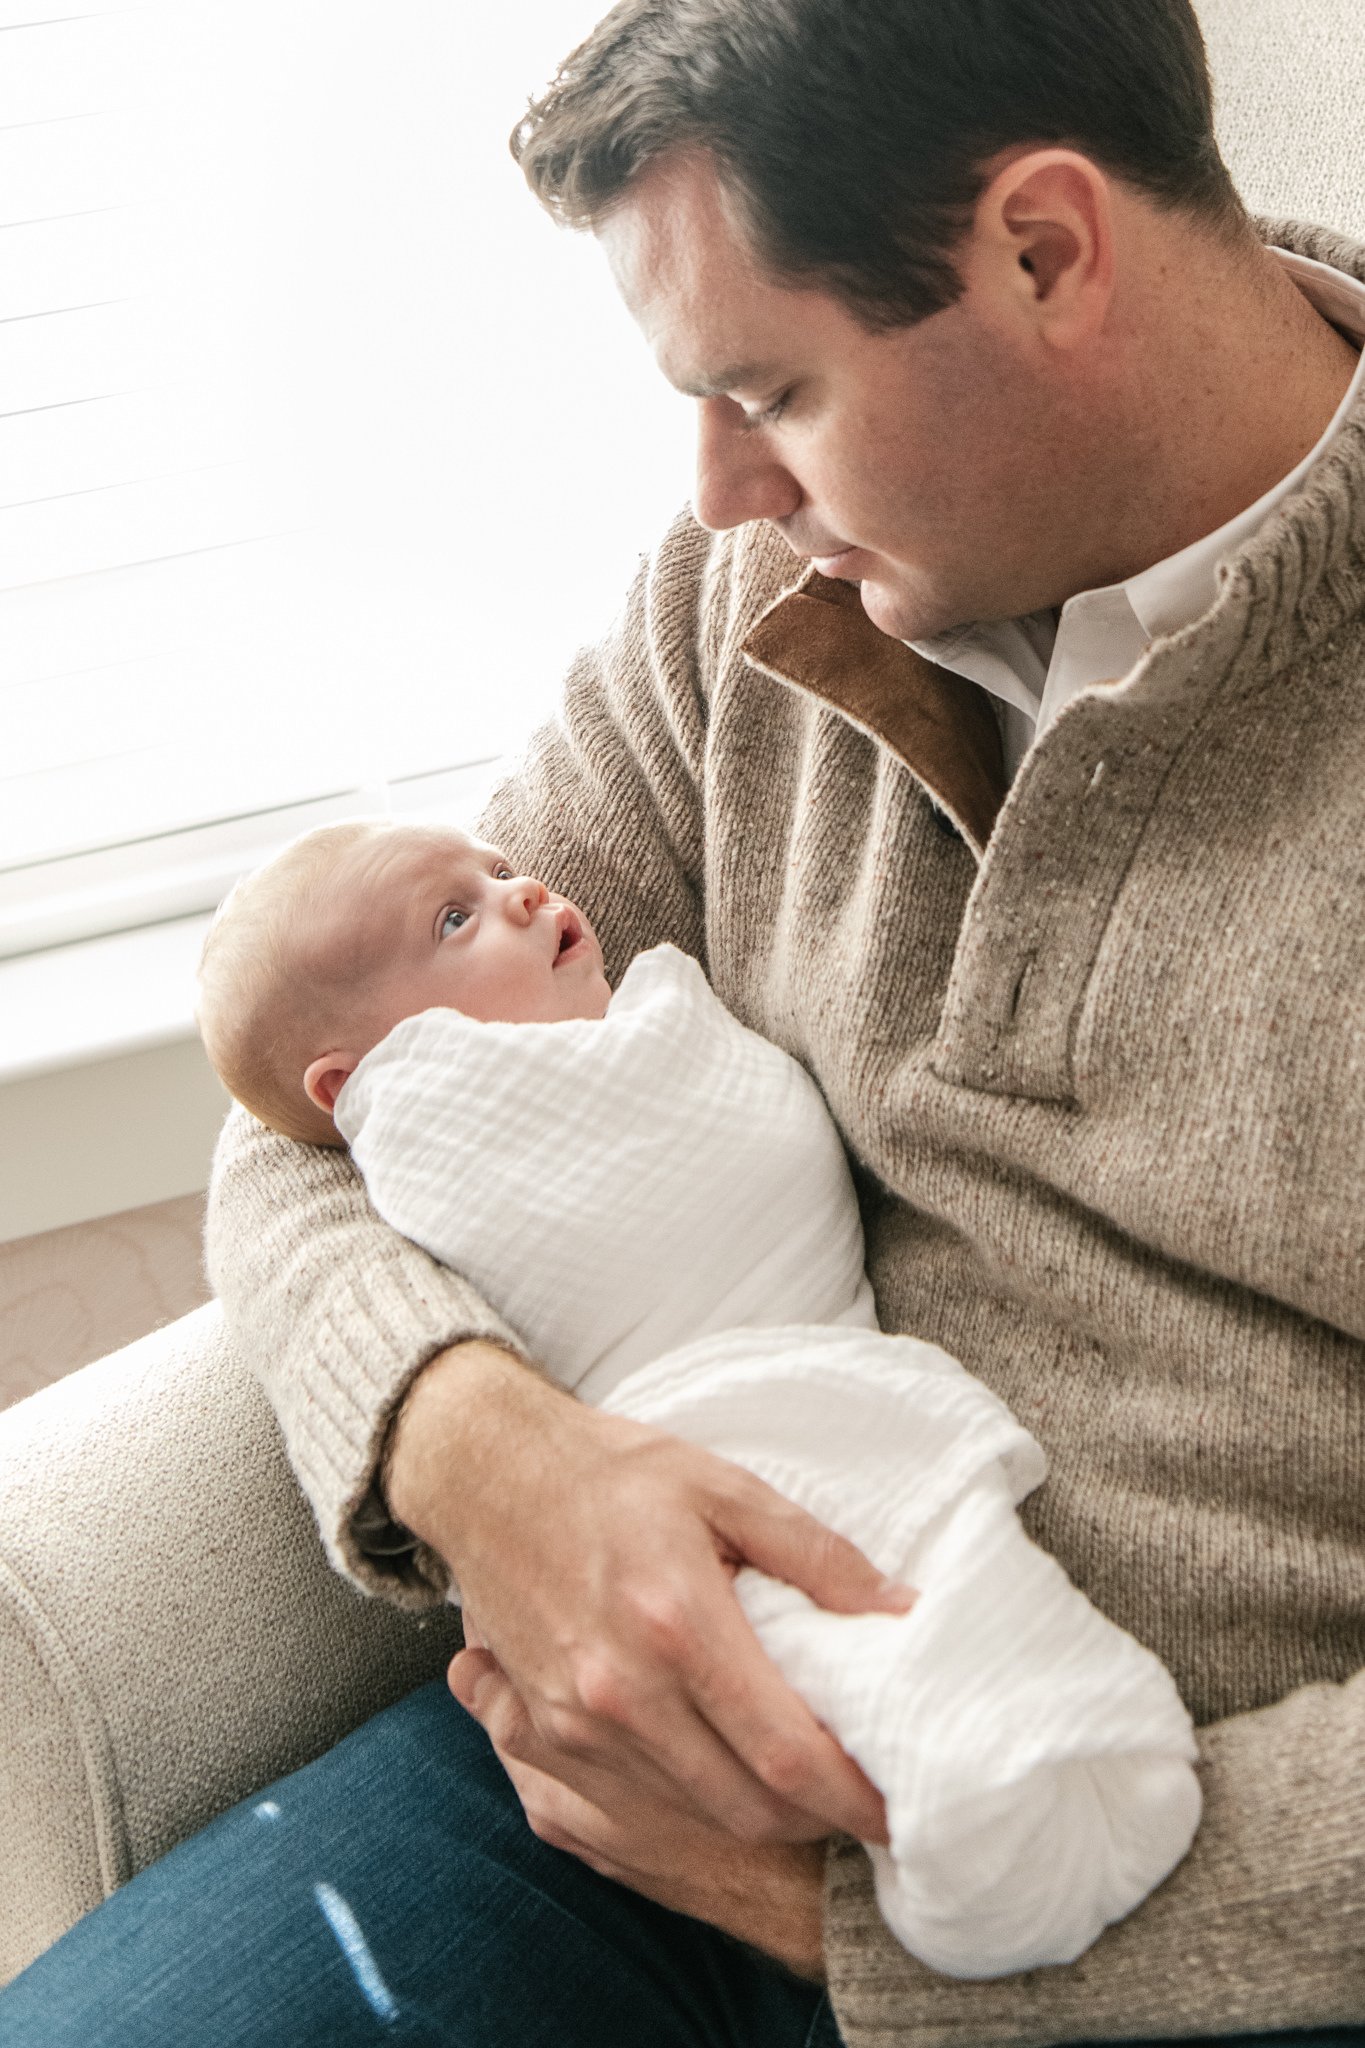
[381,1337,544,1562]
[761,1843,827,1983]
[700,1842,828,1982]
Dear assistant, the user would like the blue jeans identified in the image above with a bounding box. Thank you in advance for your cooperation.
[0,1680,1358,2048]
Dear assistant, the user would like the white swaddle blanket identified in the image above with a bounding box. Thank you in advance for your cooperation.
[336,944,1200,1977]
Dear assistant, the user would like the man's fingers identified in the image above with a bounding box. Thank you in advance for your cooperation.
[459,1642,823,1842]
[696,1477,906,1837]
[599,1688,831,1844]
[684,1590,891,1843]
[452,1447,903,1848]
[497,1750,631,1878]
[715,1482,914,1619]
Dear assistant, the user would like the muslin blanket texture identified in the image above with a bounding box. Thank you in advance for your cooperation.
[335,944,1200,1977]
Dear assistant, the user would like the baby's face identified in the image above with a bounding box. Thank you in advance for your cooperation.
[333,825,612,1041]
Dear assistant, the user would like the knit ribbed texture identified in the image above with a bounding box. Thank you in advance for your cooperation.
[206,216,1365,2039]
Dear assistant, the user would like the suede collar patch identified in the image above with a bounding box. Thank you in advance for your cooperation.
[741,570,1007,856]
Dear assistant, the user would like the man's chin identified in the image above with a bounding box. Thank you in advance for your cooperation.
[855,574,921,642]
[855,569,972,645]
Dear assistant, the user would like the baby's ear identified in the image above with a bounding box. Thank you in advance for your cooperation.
[304,1051,359,1116]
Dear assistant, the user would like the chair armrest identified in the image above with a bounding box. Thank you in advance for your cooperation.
[0,1301,461,1987]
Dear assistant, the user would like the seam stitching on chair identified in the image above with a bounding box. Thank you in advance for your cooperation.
[0,1551,131,1897]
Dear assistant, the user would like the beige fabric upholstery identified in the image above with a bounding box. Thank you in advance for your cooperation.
[1199,0,1365,240]
[0,1304,460,1987]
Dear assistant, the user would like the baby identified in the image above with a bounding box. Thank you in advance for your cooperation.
[198,817,1201,1980]
[196,818,616,1150]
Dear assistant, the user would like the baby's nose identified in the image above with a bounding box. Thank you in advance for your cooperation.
[508,874,549,916]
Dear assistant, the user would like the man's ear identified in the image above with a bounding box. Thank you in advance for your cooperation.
[304,1051,360,1116]
[970,146,1115,351]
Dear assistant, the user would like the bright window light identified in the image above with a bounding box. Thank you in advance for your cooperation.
[1,1,694,923]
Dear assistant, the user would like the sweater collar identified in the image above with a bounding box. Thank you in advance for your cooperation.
[1214,215,1365,678]
[742,570,1007,856]
[741,215,1365,855]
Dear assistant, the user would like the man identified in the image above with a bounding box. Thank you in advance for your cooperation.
[4,1,1363,2042]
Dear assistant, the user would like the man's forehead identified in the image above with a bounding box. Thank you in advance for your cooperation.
[615,256,799,400]
[599,153,790,386]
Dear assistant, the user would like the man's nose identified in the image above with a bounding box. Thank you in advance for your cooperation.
[692,399,802,533]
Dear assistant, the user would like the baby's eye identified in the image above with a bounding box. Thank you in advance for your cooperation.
[493,864,513,880]
[440,907,469,937]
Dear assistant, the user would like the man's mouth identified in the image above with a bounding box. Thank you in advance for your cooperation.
[783,531,862,578]
[810,546,860,577]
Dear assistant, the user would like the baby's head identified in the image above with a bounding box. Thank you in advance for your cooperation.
[196,819,611,1146]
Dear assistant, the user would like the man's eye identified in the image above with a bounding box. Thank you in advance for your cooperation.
[741,391,791,431]
[440,908,469,937]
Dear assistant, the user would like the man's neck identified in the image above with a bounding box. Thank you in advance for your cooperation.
[1071,237,1360,595]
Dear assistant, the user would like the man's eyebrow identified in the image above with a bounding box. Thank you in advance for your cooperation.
[674,361,785,399]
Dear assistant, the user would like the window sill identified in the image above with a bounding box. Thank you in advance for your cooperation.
[0,918,229,1244]
[0,759,508,1244]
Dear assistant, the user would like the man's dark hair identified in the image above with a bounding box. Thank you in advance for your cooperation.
[511,0,1252,331]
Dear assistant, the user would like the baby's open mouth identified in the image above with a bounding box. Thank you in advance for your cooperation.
[554,909,584,962]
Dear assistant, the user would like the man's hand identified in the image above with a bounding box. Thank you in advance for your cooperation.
[387,1341,912,1845]
[453,1646,827,1979]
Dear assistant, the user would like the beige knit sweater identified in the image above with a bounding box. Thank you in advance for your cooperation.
[207,212,1365,2046]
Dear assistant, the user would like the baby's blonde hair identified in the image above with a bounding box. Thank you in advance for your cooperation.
[196,819,393,1145]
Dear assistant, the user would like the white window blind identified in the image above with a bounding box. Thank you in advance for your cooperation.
[1,0,694,954]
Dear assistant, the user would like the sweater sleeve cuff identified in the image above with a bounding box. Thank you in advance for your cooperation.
[283,1251,531,1609]
[207,1102,535,1610]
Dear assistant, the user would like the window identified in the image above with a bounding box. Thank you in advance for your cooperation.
[2,1,694,954]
